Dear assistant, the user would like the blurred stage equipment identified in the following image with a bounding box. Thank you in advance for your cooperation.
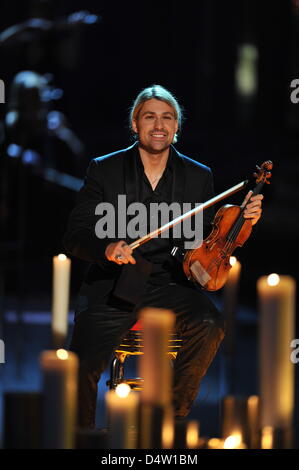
[107,318,182,391]
[0,10,100,47]
[0,5,99,379]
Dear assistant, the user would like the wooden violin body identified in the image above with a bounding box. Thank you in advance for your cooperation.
[183,160,273,291]
[183,204,252,291]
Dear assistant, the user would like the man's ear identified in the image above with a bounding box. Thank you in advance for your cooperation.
[132,119,138,134]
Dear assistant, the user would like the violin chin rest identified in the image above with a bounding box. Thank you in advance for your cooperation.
[190,260,212,288]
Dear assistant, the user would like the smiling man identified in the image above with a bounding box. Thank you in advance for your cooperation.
[63,84,263,429]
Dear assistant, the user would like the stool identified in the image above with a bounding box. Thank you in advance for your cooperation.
[107,319,182,390]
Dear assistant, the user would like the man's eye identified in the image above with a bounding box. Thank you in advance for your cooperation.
[145,115,154,119]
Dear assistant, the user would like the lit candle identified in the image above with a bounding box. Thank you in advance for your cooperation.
[52,254,71,348]
[186,420,200,449]
[221,395,246,444]
[223,433,247,449]
[162,406,174,449]
[222,257,241,392]
[247,395,260,449]
[222,395,259,448]
[257,274,296,447]
[261,426,274,449]
[138,308,175,407]
[138,308,175,449]
[39,349,78,449]
[222,256,241,342]
[105,383,139,449]
[207,437,225,449]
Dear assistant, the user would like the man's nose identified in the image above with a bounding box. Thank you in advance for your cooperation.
[154,117,164,129]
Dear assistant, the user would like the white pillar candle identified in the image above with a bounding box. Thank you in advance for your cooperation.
[261,426,274,449]
[247,395,260,449]
[138,308,175,407]
[52,254,71,348]
[222,256,241,346]
[39,349,78,449]
[257,274,296,445]
[105,384,139,449]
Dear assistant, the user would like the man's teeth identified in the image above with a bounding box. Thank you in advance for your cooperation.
[152,134,165,137]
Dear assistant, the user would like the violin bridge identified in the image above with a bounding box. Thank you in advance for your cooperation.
[190,261,211,287]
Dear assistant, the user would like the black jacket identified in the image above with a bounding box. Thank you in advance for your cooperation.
[63,142,215,312]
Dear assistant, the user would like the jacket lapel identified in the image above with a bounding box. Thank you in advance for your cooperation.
[170,145,186,205]
[123,141,140,206]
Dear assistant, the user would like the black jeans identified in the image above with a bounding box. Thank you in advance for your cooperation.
[69,282,225,429]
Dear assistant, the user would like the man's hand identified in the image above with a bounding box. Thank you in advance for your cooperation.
[105,241,136,265]
[241,190,263,226]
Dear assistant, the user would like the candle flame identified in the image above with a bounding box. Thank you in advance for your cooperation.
[267,273,280,286]
[229,256,237,266]
[162,416,174,449]
[223,433,242,449]
[248,395,259,407]
[208,438,223,449]
[56,349,69,360]
[58,253,67,261]
[186,421,199,448]
[115,383,131,398]
[261,426,273,449]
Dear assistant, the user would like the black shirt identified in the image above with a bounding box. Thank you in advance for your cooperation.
[134,146,183,286]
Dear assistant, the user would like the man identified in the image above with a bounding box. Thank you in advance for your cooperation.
[64,84,263,428]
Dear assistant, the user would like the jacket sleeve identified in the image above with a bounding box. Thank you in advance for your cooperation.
[63,159,117,263]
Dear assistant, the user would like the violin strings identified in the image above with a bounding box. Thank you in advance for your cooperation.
[193,182,266,280]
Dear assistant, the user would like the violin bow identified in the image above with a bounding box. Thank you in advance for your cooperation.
[128,179,249,251]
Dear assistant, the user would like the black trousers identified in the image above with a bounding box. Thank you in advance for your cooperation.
[69,282,225,429]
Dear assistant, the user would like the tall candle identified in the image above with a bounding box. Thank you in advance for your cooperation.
[138,308,175,449]
[105,384,139,449]
[186,420,200,449]
[247,395,260,449]
[138,307,175,407]
[222,257,241,393]
[257,274,296,447]
[261,426,274,449]
[39,349,78,449]
[222,256,241,351]
[52,254,71,348]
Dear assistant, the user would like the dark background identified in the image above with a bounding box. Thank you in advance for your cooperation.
[0,0,298,446]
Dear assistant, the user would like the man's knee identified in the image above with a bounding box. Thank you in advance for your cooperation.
[204,308,226,336]
[193,303,226,341]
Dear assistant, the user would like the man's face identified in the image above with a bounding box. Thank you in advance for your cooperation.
[132,98,178,154]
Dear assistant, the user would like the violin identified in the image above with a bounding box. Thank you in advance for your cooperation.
[183,161,273,291]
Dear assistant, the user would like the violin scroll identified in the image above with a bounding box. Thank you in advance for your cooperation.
[253,160,273,185]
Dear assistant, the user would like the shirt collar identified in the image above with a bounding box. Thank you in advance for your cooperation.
[135,143,174,174]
